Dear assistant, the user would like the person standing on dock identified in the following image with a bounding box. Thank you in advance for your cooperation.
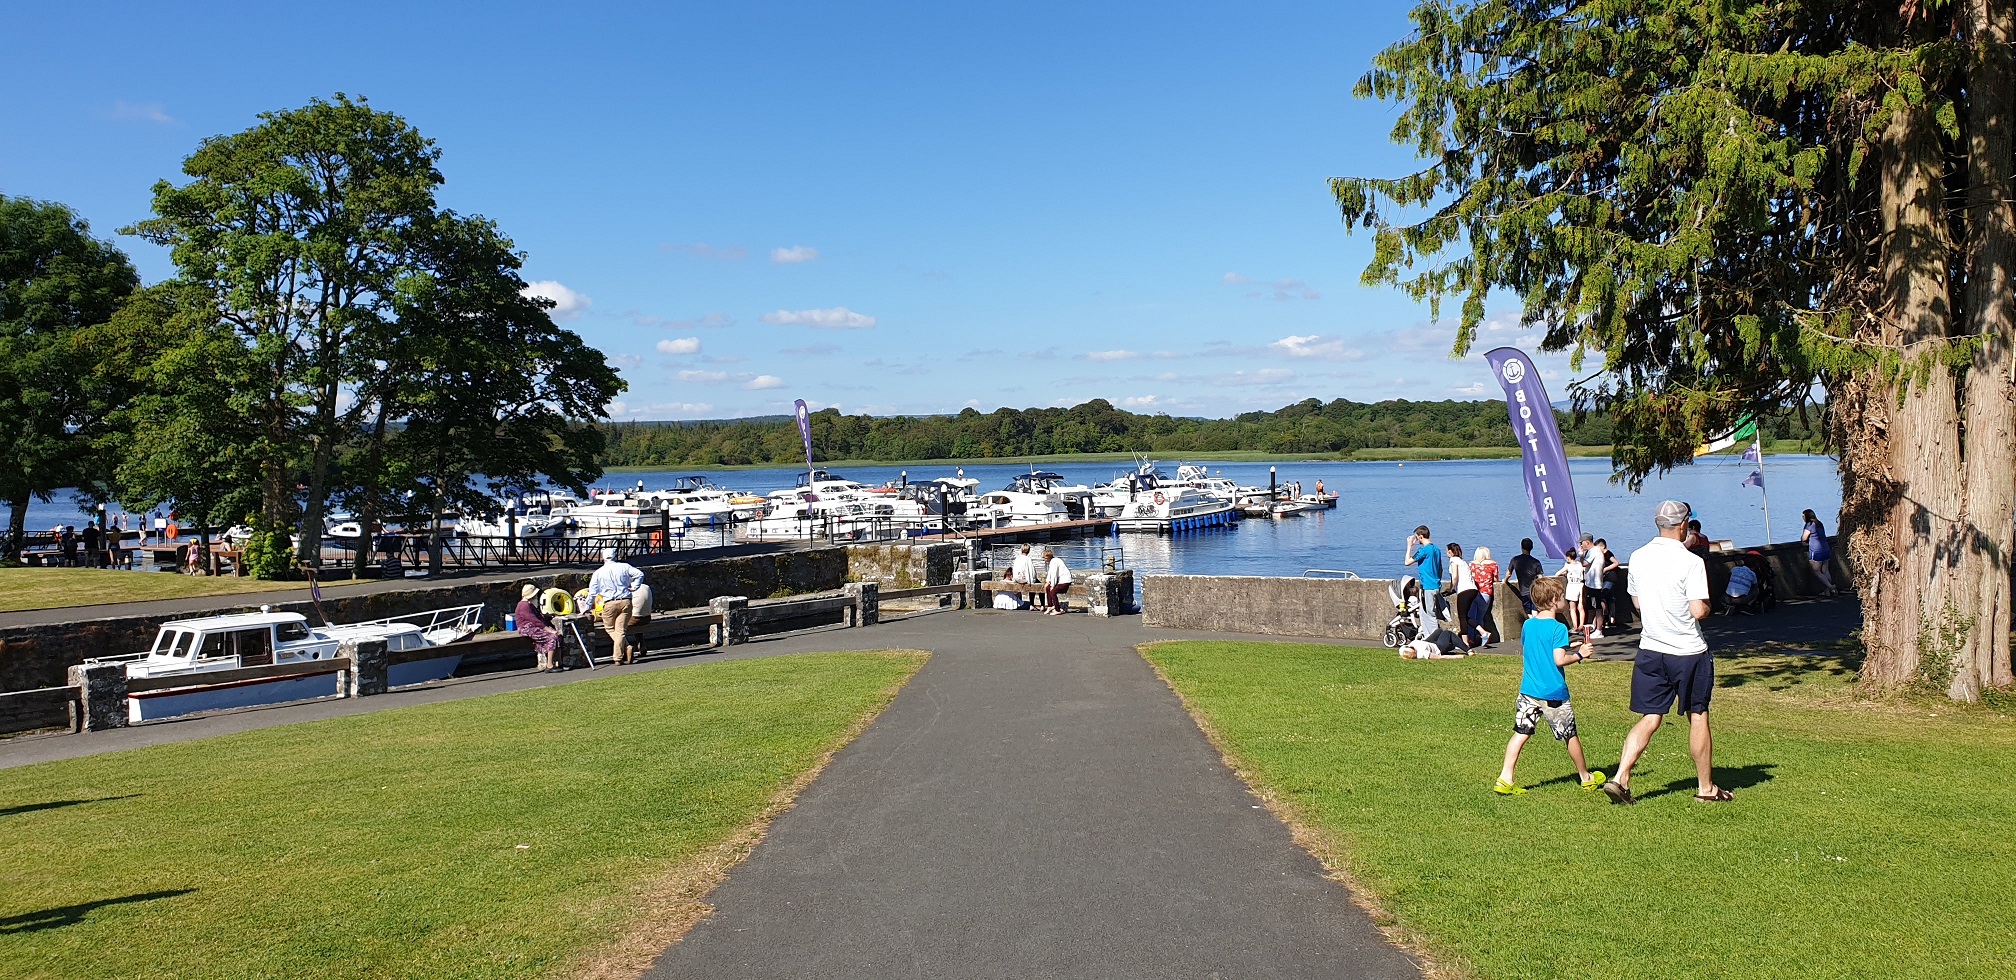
[1607,500,1726,806]
[589,548,646,664]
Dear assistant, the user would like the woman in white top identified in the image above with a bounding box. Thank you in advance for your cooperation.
[1559,547,1586,633]
[1446,542,1477,647]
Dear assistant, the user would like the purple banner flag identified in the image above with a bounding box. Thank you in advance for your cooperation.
[1741,444,1761,463]
[1742,469,1764,489]
[793,398,815,472]
[1485,347,1582,559]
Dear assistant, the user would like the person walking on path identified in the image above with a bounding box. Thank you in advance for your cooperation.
[1042,548,1073,615]
[1447,542,1477,647]
[1466,545,1503,649]
[1801,509,1839,597]
[1496,576,1606,795]
[589,548,645,665]
[1606,500,1730,805]
[514,583,563,672]
[1403,526,1448,622]
[1509,538,1545,614]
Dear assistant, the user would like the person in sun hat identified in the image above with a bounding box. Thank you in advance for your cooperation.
[588,547,645,665]
[515,583,563,672]
[1607,500,1729,805]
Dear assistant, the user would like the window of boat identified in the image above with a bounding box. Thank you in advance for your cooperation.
[276,621,311,643]
[158,630,193,657]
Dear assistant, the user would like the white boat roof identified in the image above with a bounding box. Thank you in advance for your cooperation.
[160,610,307,631]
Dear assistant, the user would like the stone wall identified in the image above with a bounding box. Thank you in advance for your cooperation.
[844,542,961,589]
[0,548,849,693]
[1141,575,1396,641]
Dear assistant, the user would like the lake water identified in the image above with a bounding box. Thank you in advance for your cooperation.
[20,454,1841,583]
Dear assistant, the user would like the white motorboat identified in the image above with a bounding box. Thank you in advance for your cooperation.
[571,489,671,531]
[457,510,567,539]
[737,471,929,540]
[969,472,1076,527]
[86,605,483,722]
[1113,484,1239,532]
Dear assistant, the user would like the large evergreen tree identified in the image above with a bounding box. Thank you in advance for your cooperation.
[1334,1,2014,699]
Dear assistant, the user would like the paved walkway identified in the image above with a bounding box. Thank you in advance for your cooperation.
[2,610,1418,978]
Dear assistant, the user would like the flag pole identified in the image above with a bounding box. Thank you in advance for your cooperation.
[1755,434,1772,543]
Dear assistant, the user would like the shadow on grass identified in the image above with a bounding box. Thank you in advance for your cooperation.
[0,889,194,934]
[1633,762,1778,802]
[0,795,139,819]
[1717,651,1865,692]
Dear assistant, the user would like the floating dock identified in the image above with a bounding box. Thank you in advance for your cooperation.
[915,518,1116,543]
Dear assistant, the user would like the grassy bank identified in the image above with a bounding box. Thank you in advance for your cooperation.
[0,651,927,980]
[0,567,369,614]
[1141,641,2015,979]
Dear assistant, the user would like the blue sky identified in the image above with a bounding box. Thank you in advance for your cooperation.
[2,1,1574,421]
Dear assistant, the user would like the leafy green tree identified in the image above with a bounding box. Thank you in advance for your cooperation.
[126,94,444,565]
[0,196,140,561]
[1334,1,2014,698]
[104,283,265,575]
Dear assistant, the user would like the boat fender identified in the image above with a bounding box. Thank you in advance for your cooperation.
[1153,492,1165,505]
[631,582,654,617]
[540,587,575,616]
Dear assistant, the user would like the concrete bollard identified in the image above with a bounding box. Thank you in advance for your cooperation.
[958,569,993,609]
[710,595,751,646]
[68,662,129,731]
[340,638,389,697]
[844,581,880,627]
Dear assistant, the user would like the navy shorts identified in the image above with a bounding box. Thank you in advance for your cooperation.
[1630,649,1714,715]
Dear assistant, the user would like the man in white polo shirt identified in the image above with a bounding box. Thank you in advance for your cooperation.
[1604,500,1730,805]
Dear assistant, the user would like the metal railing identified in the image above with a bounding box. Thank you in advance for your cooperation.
[1302,569,1362,579]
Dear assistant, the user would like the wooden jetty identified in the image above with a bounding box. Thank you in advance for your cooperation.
[913,518,1115,544]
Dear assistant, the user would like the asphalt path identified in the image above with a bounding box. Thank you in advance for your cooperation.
[3,609,1420,978]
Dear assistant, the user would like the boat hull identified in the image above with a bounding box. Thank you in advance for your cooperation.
[125,654,462,723]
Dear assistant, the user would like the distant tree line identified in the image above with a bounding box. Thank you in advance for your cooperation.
[0,95,622,576]
[596,397,1759,467]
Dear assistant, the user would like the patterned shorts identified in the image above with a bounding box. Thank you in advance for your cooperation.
[1514,693,1578,741]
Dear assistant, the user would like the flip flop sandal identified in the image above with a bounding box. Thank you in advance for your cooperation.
[1693,788,1735,803]
[1601,781,1635,805]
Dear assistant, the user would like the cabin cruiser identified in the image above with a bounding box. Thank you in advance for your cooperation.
[969,472,1075,527]
[85,605,482,722]
[571,487,672,531]
[1112,484,1238,532]
[737,471,929,539]
[457,509,568,539]
[1166,464,1272,509]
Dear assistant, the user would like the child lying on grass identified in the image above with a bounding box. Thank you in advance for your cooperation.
[1494,576,1606,796]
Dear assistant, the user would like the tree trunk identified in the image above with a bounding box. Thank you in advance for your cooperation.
[1954,0,2016,698]
[3,491,28,562]
[353,407,391,580]
[1846,100,1970,692]
[298,428,335,568]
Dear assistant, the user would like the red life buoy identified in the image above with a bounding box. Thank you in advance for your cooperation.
[1153,492,1166,505]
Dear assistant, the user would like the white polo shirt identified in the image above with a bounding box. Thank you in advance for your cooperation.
[1626,536,1709,655]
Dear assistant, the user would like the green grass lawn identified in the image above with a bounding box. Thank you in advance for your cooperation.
[1141,641,2016,979]
[0,650,926,980]
[0,567,372,613]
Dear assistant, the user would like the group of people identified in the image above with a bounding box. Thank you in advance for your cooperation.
[996,544,1075,614]
[1497,500,1733,805]
[1399,526,1508,653]
[509,549,653,672]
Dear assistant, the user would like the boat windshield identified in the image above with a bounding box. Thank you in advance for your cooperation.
[155,630,194,657]
[277,621,311,643]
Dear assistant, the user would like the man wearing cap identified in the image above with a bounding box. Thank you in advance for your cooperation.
[1607,500,1728,804]
[588,548,646,665]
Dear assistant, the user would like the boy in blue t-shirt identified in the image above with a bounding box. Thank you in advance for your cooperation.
[1494,576,1607,795]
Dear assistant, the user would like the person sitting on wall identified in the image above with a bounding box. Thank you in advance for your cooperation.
[516,583,564,671]
[1042,548,1073,615]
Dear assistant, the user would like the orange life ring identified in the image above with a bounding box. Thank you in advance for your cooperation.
[1153,492,1166,505]
[165,522,179,540]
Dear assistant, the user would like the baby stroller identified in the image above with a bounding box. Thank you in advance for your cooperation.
[1724,550,1779,615]
[1383,576,1427,648]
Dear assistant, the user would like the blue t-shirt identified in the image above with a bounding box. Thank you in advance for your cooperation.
[1412,543,1446,591]
[1726,565,1759,597]
[1519,617,1572,701]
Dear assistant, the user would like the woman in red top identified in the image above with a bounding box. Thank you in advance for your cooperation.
[1464,546,1503,649]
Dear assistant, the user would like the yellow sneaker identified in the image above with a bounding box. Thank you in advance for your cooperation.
[1493,779,1527,796]
[1581,771,1608,791]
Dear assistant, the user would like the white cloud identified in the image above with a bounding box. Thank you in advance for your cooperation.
[677,370,730,383]
[770,245,819,264]
[1222,272,1318,301]
[109,101,177,124]
[1122,395,1162,408]
[782,343,843,356]
[609,353,645,368]
[1213,368,1296,386]
[1453,382,1488,396]
[521,280,591,320]
[1222,272,1252,285]
[743,374,786,390]
[632,311,734,330]
[1085,350,1140,362]
[761,307,877,329]
[1269,334,1365,361]
[656,337,702,355]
